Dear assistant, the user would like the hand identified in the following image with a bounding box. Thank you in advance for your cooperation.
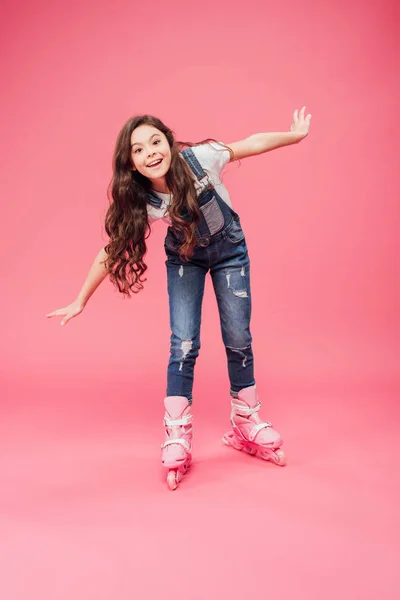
[46,299,85,326]
[290,106,312,138]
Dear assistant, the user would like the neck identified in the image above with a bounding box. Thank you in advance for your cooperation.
[151,176,169,194]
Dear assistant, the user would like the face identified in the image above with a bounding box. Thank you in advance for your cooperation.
[130,124,172,185]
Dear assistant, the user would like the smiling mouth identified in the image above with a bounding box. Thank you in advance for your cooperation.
[147,159,163,168]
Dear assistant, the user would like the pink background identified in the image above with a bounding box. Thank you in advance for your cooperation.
[1,0,399,599]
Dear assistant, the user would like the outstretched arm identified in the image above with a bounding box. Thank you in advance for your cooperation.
[46,246,109,325]
[226,106,312,161]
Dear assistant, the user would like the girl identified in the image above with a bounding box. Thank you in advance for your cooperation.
[47,107,312,490]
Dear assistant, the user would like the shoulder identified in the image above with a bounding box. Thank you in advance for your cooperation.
[188,141,231,174]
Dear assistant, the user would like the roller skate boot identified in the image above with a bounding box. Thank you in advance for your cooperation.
[161,396,193,490]
[222,385,285,466]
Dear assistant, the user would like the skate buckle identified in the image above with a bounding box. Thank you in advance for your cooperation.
[231,400,262,417]
[164,414,193,427]
[162,438,191,452]
[248,422,272,442]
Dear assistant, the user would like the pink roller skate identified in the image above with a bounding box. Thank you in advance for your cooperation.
[222,385,286,466]
[161,396,193,490]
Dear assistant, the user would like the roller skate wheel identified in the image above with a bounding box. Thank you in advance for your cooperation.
[274,448,286,466]
[167,470,178,490]
[222,431,244,451]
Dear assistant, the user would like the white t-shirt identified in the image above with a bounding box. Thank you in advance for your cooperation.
[147,142,232,225]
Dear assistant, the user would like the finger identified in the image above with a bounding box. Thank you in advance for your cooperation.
[300,106,306,119]
[61,315,71,326]
[46,309,66,318]
[293,108,298,122]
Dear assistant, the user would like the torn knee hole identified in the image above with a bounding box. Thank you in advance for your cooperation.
[179,339,193,371]
[225,272,248,297]
[232,289,248,298]
[227,346,250,368]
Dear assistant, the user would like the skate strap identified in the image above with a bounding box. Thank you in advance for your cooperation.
[164,414,193,428]
[248,422,272,442]
[162,438,191,452]
[232,401,261,417]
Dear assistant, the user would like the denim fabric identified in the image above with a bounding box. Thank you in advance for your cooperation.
[160,148,256,404]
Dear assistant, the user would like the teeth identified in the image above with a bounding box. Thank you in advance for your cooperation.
[148,159,162,167]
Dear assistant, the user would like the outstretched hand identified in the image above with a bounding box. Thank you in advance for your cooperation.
[290,106,312,137]
[46,300,85,326]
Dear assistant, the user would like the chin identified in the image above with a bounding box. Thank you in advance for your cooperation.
[149,167,169,180]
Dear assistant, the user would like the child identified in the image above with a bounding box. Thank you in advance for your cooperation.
[47,107,312,489]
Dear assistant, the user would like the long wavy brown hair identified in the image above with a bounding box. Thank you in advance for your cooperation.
[104,115,232,296]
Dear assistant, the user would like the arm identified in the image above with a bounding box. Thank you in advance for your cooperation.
[226,106,312,161]
[46,246,109,325]
[76,246,109,306]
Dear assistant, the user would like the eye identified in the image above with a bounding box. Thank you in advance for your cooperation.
[134,148,142,154]
[153,139,160,145]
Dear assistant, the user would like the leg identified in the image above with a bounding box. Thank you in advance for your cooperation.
[162,253,207,489]
[210,241,255,395]
[165,253,207,404]
[211,240,285,466]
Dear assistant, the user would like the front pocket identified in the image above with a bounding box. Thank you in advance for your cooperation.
[164,232,180,253]
[200,197,224,236]
[225,219,245,244]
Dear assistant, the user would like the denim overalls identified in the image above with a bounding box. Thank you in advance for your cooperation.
[147,148,255,403]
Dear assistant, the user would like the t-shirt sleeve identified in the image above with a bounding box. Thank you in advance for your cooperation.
[191,141,230,177]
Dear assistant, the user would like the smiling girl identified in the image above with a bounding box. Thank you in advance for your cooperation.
[47,107,311,489]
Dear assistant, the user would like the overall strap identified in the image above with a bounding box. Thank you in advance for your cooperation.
[147,190,163,208]
[147,147,209,207]
[180,147,209,185]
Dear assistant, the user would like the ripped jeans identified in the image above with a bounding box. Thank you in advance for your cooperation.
[165,218,255,404]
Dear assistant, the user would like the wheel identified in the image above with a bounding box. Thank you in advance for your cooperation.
[272,449,286,466]
[222,431,244,451]
[167,470,178,490]
[222,432,233,446]
[244,444,257,455]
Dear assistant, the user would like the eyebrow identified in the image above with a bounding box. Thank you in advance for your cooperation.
[131,133,160,148]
